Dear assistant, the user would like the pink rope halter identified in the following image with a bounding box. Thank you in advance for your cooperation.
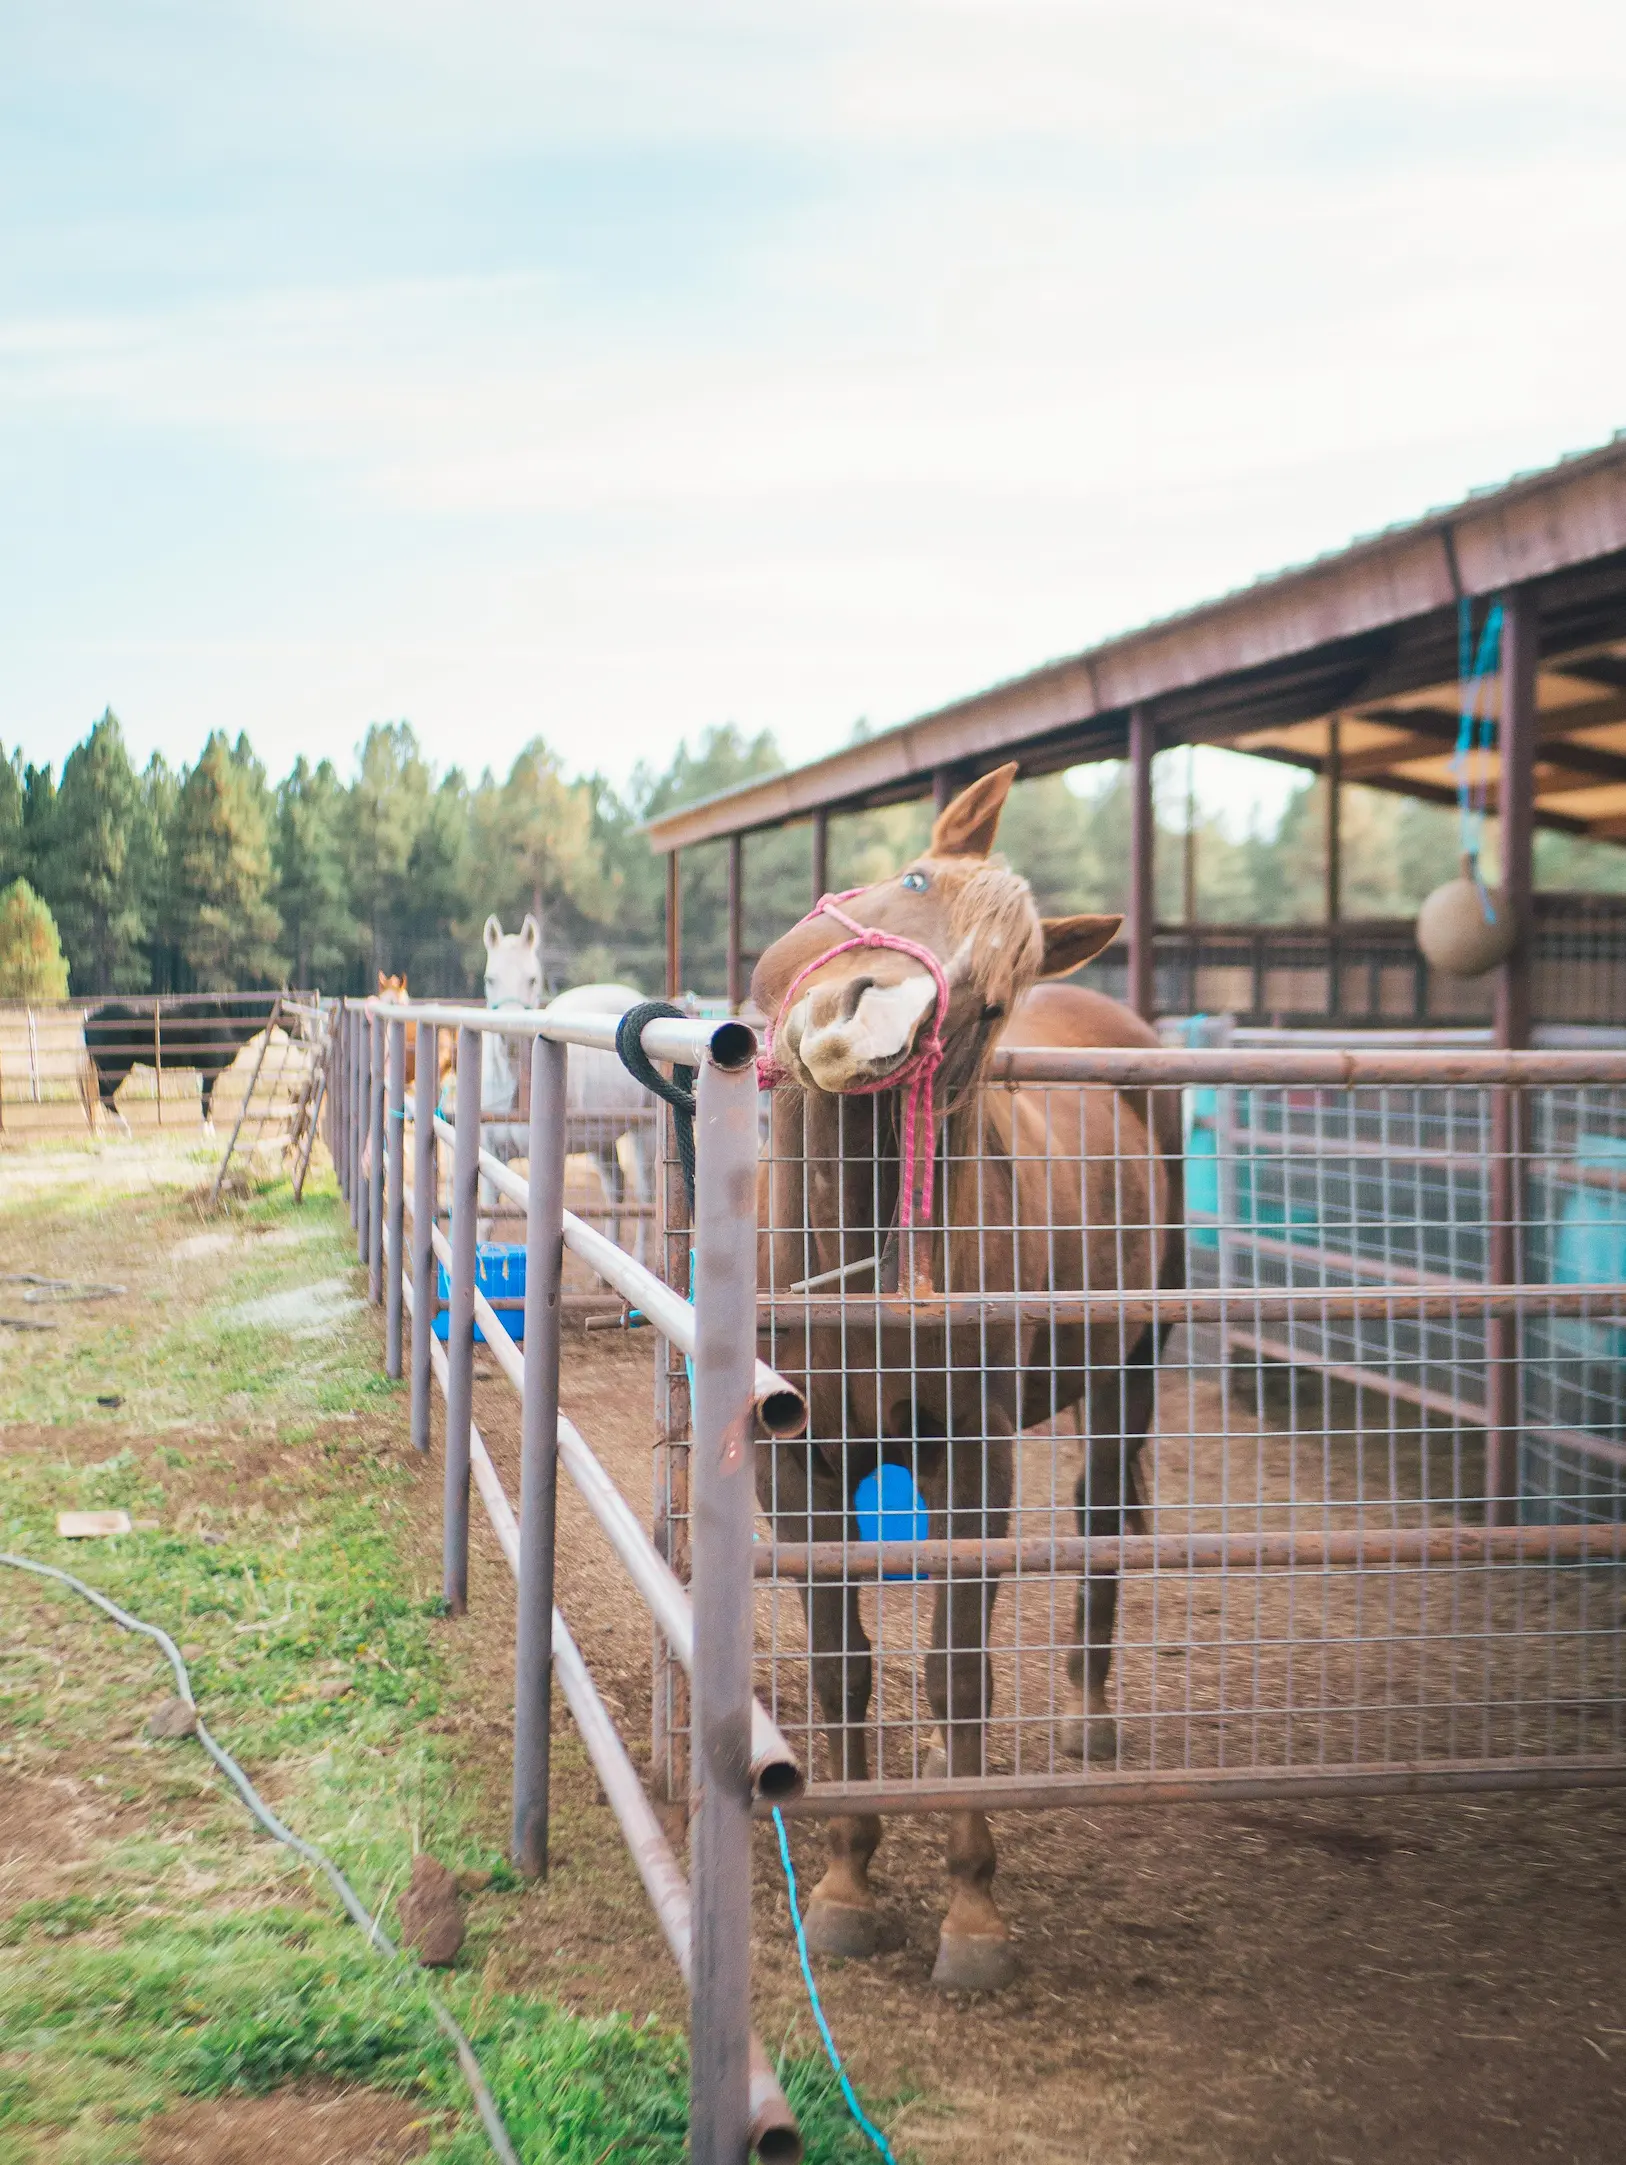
[757,890,950,1228]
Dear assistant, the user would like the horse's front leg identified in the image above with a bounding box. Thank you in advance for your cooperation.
[1062,1338,1155,1764]
[926,1411,1014,1992]
[757,1438,884,1957]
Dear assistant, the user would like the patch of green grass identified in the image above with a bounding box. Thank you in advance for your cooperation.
[0,1170,391,1430]
[1,1903,879,2163]
[0,1173,902,2164]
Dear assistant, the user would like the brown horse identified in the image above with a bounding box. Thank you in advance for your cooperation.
[752,763,1183,1990]
[375,972,456,1090]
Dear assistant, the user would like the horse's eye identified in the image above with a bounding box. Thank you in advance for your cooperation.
[900,869,929,893]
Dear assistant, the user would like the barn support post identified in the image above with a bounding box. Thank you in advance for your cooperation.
[1325,716,1343,1014]
[384,1017,406,1378]
[726,831,744,1014]
[409,1020,436,1453]
[811,808,829,903]
[1128,705,1156,1020]
[932,765,957,816]
[513,1034,568,1878]
[687,1038,760,2165]
[368,1011,385,1304]
[1487,585,1538,1525]
[442,1025,481,1614]
[666,849,682,1000]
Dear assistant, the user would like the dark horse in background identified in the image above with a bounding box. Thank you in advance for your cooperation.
[752,764,1184,1991]
[82,998,276,1127]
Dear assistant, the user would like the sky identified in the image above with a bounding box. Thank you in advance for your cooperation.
[4,1,1626,830]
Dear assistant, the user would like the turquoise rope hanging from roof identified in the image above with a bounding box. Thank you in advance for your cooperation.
[1452,594,1505,925]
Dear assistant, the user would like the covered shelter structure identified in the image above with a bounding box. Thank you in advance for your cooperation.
[645,437,1626,1044]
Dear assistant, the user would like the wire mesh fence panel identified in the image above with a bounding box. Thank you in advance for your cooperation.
[651,1057,1626,1810]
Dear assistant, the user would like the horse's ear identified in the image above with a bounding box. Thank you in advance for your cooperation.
[930,762,1019,859]
[1038,914,1121,978]
[376,970,387,993]
[483,915,503,952]
[520,914,540,951]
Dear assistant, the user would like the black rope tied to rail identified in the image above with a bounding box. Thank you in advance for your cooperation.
[614,1001,697,1214]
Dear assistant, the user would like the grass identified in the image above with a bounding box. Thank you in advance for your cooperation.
[0,1164,890,2164]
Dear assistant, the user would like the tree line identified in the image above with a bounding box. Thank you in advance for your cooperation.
[2,707,1621,1002]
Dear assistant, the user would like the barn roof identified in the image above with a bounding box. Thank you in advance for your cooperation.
[644,433,1626,852]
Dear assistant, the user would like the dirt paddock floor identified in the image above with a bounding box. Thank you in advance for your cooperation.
[451,1330,1626,2165]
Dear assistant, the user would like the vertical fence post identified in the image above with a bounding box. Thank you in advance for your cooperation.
[385,1018,406,1377]
[368,1012,386,1304]
[327,1005,342,1196]
[442,1025,481,1614]
[357,1012,372,1268]
[337,1008,348,1207]
[410,1020,436,1453]
[337,1009,351,1213]
[514,1033,568,1877]
[350,1009,364,1230]
[687,1036,759,2165]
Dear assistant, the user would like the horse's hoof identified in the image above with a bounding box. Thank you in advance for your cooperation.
[803,1900,880,1960]
[931,1931,1016,1994]
[921,1741,948,1782]
[1058,1712,1118,1764]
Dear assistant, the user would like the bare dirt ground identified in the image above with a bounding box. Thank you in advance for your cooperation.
[135,2085,428,2165]
[449,1331,1626,2165]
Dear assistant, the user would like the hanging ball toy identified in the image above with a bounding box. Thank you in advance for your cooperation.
[1416,853,1515,977]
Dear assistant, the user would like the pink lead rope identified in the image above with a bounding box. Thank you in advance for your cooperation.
[757,892,950,1228]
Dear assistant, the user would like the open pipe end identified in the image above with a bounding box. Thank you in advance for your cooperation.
[755,1386,808,1440]
[753,2122,804,2165]
[708,1019,758,1073]
[752,1754,806,1806]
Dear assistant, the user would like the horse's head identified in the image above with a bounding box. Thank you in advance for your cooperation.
[482,914,543,1009]
[377,971,408,1001]
[752,763,1120,1103]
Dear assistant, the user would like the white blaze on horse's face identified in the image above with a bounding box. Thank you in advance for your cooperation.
[788,960,940,1093]
[482,913,543,1009]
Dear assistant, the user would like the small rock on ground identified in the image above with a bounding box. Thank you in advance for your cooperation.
[397,1853,464,1966]
[147,1697,199,1740]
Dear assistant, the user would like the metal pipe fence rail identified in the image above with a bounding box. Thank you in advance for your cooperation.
[650,1042,1626,1828]
[340,995,810,2165]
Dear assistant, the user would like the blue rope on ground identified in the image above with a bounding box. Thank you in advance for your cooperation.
[772,1806,899,2163]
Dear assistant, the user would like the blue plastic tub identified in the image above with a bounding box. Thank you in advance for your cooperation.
[433,1243,527,1342]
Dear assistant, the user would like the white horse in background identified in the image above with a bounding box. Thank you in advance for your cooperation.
[478,915,659,1252]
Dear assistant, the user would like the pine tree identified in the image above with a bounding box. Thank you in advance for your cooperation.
[399,771,474,994]
[274,757,357,987]
[472,740,612,990]
[168,732,284,988]
[44,710,151,992]
[347,723,432,976]
[0,747,23,887]
[0,879,70,998]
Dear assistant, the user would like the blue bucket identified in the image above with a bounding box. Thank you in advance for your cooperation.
[434,1243,527,1342]
[854,1462,931,1580]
